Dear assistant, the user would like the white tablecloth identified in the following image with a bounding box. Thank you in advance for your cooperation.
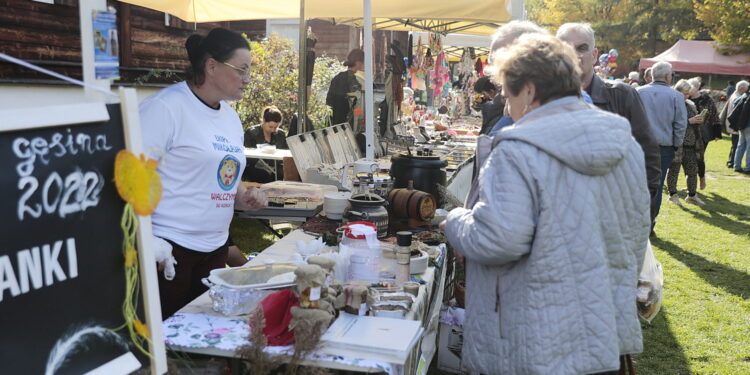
[166,230,447,374]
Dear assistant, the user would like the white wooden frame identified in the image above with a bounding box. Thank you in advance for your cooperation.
[0,89,168,375]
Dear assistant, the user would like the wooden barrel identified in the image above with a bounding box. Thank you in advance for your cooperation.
[387,188,436,221]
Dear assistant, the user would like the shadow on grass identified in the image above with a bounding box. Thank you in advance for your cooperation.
[637,306,691,375]
[678,194,750,235]
[651,237,750,299]
[701,193,750,222]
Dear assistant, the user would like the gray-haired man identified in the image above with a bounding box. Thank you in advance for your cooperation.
[557,23,662,229]
[636,61,687,229]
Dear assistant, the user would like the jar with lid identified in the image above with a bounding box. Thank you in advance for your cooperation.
[395,231,412,286]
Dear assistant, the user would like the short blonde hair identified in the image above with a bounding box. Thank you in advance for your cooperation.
[489,20,548,55]
[490,34,581,105]
[556,23,596,49]
[673,79,692,93]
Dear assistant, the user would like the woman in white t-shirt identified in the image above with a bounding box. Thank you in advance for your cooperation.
[140,28,264,319]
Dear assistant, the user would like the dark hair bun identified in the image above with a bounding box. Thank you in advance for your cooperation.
[185,34,204,64]
[262,106,283,123]
[185,28,248,86]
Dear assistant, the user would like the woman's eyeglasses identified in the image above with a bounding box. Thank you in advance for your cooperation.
[222,62,250,77]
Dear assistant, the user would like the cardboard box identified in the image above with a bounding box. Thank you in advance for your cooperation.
[437,321,465,373]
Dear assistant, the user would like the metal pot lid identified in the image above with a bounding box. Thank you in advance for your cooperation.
[348,193,385,205]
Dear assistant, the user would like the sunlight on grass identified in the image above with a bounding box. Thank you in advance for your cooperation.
[641,138,750,374]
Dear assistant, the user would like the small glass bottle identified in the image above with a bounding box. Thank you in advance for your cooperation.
[395,231,412,286]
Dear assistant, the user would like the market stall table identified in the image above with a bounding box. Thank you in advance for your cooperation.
[244,147,293,160]
[164,230,447,374]
[244,147,293,182]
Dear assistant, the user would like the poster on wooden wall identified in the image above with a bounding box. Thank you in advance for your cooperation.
[92,10,120,79]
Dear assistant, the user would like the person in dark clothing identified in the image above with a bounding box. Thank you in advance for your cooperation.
[474,76,504,135]
[688,78,720,190]
[326,49,364,126]
[667,79,706,207]
[558,23,662,226]
[244,106,288,149]
[243,106,288,182]
[719,81,749,168]
[726,81,736,98]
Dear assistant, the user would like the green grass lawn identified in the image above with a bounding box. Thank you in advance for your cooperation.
[228,217,278,255]
[637,137,750,374]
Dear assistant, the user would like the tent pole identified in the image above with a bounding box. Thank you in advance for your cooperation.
[364,0,374,160]
[298,0,307,133]
[708,74,712,90]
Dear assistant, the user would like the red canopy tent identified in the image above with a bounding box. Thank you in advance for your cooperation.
[639,40,750,76]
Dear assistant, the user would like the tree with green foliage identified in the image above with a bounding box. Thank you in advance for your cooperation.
[233,34,341,131]
[526,0,706,74]
[694,0,750,54]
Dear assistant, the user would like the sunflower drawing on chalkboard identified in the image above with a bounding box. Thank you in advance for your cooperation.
[114,150,162,215]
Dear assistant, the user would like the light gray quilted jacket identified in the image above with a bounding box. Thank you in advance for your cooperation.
[445,96,651,375]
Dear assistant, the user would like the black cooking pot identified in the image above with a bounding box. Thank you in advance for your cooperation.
[389,152,447,207]
[343,194,389,238]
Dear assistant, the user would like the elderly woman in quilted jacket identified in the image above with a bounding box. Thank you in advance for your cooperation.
[443,34,651,375]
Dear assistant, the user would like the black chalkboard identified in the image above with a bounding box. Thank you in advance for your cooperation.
[0,103,149,374]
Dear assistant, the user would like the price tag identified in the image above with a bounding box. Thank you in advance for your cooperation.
[310,286,321,301]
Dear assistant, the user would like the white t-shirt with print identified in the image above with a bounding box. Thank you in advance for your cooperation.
[140,81,246,252]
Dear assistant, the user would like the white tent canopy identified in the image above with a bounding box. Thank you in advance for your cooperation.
[121,0,513,24]
[409,31,491,60]
[120,0,517,159]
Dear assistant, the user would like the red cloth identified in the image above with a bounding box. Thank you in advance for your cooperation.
[259,289,299,346]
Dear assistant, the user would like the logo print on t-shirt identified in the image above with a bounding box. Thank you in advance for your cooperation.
[217,155,240,191]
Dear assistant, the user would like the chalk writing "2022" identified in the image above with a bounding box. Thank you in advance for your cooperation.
[18,171,104,221]
[12,130,111,221]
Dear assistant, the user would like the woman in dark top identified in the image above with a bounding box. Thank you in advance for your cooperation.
[243,106,288,182]
[326,48,363,126]
[244,105,288,149]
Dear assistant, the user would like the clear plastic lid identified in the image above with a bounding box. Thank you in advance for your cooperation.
[259,181,338,201]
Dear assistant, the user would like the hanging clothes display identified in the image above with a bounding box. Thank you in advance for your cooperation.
[423,49,434,107]
[432,51,450,98]
[409,37,426,91]
[475,57,485,76]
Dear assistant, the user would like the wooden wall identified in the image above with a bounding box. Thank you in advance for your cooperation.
[0,0,407,87]
[0,0,264,85]
[308,19,409,84]
[308,19,355,62]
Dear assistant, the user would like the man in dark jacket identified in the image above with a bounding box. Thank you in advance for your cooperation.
[728,93,750,172]
[473,77,504,135]
[326,49,363,126]
[558,23,662,225]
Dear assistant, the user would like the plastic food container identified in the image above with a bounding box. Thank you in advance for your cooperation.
[260,144,277,154]
[369,301,410,319]
[261,181,338,209]
[202,263,299,316]
[410,250,429,274]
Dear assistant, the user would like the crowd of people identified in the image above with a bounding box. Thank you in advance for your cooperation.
[442,20,748,375]
[133,21,748,375]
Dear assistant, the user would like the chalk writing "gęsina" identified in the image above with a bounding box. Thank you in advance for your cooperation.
[12,129,113,177]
